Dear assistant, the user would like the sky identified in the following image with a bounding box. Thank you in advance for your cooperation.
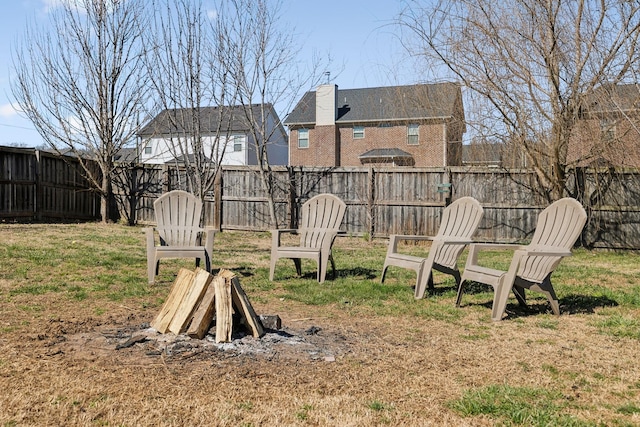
[0,0,420,147]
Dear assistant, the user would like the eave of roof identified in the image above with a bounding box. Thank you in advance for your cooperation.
[358,148,413,159]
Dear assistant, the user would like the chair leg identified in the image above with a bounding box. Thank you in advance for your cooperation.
[293,258,302,276]
[513,285,527,306]
[204,251,212,273]
[427,274,435,290]
[147,255,157,284]
[380,264,389,283]
[455,279,466,307]
[413,263,428,299]
[318,255,327,283]
[539,277,560,315]
[491,274,513,321]
[547,297,560,316]
[451,270,461,289]
[329,253,336,280]
[269,256,278,281]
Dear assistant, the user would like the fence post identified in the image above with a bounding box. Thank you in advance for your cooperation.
[162,164,169,192]
[367,166,375,239]
[214,170,222,232]
[287,166,297,229]
[575,167,588,247]
[35,149,42,221]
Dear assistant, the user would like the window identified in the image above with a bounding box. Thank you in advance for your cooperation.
[298,128,309,148]
[353,126,365,139]
[600,119,616,142]
[232,134,245,152]
[144,143,152,154]
[407,124,419,145]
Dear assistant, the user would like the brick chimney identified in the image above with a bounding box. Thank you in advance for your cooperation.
[314,84,340,166]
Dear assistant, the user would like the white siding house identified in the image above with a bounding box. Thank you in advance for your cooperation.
[137,104,288,166]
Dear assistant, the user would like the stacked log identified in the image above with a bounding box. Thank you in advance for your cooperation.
[151,268,264,342]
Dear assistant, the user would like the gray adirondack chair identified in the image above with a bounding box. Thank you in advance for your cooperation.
[381,197,484,299]
[145,190,216,284]
[456,197,587,321]
[269,193,346,283]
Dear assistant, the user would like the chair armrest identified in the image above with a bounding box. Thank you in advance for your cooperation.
[387,234,435,256]
[390,234,435,242]
[270,228,298,248]
[520,247,573,257]
[270,228,297,235]
[468,243,525,251]
[465,243,526,268]
[439,237,475,245]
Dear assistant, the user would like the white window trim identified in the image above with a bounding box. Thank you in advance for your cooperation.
[407,124,419,145]
[232,134,245,152]
[298,128,309,148]
[353,126,365,139]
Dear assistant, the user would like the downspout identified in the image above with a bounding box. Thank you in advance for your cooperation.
[442,121,447,166]
[287,129,291,166]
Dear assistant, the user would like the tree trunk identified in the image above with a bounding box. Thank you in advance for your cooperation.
[100,173,113,224]
[258,166,278,229]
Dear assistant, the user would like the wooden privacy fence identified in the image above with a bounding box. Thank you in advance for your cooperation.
[126,164,640,250]
[0,146,100,222]
[2,145,638,249]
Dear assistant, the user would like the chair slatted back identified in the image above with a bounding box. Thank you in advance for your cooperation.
[518,198,587,282]
[433,197,484,269]
[299,194,347,248]
[154,190,203,247]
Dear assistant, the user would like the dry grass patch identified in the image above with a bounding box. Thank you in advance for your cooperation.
[0,223,639,426]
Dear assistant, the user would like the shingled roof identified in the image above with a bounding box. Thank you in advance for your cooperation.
[585,83,640,113]
[284,82,461,125]
[138,104,276,136]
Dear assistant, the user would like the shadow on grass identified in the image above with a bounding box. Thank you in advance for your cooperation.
[285,267,380,282]
[457,281,619,318]
[462,294,619,319]
[422,283,459,297]
[560,293,619,314]
[335,267,378,280]
[231,266,257,278]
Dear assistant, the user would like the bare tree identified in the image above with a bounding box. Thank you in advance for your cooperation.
[398,0,640,201]
[12,0,150,222]
[143,0,238,200]
[218,0,328,228]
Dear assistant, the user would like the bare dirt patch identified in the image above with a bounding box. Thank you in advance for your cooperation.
[58,316,352,364]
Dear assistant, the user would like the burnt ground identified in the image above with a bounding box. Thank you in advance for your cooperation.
[57,314,351,364]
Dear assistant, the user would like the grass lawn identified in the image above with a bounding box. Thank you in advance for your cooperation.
[1,222,639,426]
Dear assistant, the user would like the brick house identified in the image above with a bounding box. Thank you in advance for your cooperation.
[284,83,466,167]
[137,104,288,166]
[570,83,640,167]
